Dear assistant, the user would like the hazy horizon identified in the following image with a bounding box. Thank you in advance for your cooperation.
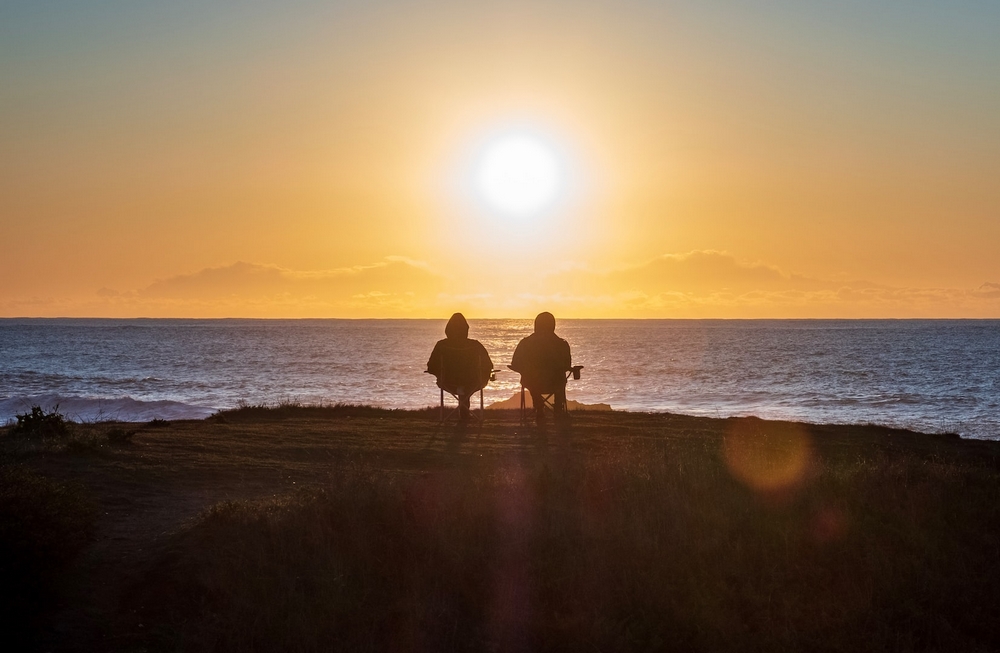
[3,316,1000,322]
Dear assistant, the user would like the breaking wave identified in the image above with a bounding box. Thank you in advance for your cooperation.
[0,394,216,424]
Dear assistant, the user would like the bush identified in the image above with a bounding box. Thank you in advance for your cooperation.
[64,434,104,454]
[106,427,137,444]
[11,405,71,439]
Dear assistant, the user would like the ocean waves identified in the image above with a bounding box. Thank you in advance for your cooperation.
[0,394,216,424]
[2,318,999,438]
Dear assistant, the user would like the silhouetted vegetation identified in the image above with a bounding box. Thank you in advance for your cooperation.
[11,405,71,439]
[2,408,999,651]
[106,427,137,444]
[219,401,403,421]
[64,433,106,455]
[136,424,1000,653]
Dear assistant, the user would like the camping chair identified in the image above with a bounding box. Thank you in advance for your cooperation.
[426,349,497,424]
[508,365,584,425]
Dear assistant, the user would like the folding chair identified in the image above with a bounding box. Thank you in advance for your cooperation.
[427,350,496,424]
[509,365,583,425]
[434,374,496,423]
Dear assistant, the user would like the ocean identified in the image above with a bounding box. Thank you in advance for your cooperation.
[1,318,998,439]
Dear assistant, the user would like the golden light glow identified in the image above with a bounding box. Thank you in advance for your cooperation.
[1,2,998,318]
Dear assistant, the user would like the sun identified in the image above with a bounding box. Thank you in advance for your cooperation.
[475,134,563,218]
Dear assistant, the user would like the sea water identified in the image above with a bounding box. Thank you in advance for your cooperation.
[1,319,998,439]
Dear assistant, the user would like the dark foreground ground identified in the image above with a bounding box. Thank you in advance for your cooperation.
[2,406,1000,652]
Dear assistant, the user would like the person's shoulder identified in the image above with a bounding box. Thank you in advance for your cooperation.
[447,338,485,352]
[430,338,459,354]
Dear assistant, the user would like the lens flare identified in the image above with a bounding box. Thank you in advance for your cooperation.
[723,419,812,494]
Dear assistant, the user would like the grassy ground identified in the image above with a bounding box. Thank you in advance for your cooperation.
[2,406,1000,652]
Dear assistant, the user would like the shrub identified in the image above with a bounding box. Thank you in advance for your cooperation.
[106,427,137,444]
[207,412,229,424]
[64,434,103,454]
[11,405,70,439]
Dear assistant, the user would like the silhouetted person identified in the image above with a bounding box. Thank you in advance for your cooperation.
[426,313,493,421]
[510,312,573,422]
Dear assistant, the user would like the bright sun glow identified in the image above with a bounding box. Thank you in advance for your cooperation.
[475,134,562,218]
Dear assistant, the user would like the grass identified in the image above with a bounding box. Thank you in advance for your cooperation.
[2,405,999,651]
[0,466,97,650]
[222,400,403,421]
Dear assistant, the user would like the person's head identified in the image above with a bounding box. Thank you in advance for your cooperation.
[445,312,470,339]
[533,311,556,334]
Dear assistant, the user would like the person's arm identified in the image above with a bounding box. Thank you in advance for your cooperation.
[479,342,494,385]
[426,342,442,376]
[509,341,523,372]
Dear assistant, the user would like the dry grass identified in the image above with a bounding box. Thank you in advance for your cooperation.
[2,406,1000,651]
[0,466,97,650]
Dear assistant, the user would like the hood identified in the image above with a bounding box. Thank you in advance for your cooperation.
[445,313,470,339]
[533,312,556,334]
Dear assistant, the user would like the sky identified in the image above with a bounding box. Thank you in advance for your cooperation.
[2,0,999,318]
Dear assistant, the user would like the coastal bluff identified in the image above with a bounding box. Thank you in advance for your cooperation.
[2,405,998,652]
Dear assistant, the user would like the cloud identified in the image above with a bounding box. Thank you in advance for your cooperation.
[547,250,822,297]
[535,251,1000,318]
[20,257,451,317]
[972,282,1000,299]
[609,250,816,293]
[3,253,999,318]
[140,258,441,301]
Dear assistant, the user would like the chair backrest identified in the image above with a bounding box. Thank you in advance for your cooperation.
[510,333,572,393]
[436,343,487,392]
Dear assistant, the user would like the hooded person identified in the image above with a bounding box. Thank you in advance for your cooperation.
[426,313,494,419]
[509,312,573,421]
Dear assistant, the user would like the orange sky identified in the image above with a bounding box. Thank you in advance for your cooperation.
[2,1,999,318]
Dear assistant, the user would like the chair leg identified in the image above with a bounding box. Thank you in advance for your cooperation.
[543,393,555,416]
[555,389,567,414]
[519,384,526,425]
[437,389,487,425]
[535,392,565,421]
